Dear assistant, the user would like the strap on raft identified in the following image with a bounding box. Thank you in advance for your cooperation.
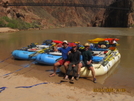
[0,87,7,93]
[15,81,62,88]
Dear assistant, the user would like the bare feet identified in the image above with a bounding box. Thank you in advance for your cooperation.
[49,73,56,77]
[70,77,74,81]
[64,75,69,80]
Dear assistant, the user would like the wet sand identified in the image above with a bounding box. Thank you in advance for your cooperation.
[0,62,134,101]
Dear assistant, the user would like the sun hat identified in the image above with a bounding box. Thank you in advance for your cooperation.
[84,43,90,47]
[62,40,68,44]
[101,44,106,48]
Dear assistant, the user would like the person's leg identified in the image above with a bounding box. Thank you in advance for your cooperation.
[77,62,82,75]
[49,59,65,77]
[64,63,73,80]
[70,76,74,81]
[64,61,70,74]
[89,66,96,83]
[76,62,82,80]
[71,66,77,81]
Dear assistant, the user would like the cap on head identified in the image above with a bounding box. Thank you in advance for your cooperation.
[62,40,68,44]
[72,44,77,47]
[84,43,90,47]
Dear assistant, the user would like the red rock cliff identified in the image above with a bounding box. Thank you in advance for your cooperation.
[0,0,133,28]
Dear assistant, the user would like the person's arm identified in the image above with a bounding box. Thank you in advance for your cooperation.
[57,47,61,52]
[75,51,81,65]
[68,53,72,61]
[87,51,93,64]
[87,60,92,65]
[53,46,57,52]
[68,51,71,55]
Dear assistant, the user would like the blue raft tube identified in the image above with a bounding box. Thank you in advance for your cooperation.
[35,53,104,65]
[12,50,37,60]
[35,53,62,65]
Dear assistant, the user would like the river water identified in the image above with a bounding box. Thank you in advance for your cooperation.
[0,27,134,94]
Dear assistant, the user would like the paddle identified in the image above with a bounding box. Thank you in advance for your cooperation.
[96,49,112,69]
[100,46,118,67]
[29,44,56,57]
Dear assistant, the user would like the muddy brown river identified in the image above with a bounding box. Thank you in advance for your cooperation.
[0,27,134,94]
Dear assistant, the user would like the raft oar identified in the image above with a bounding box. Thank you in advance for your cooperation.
[96,50,112,69]
[29,44,55,57]
[0,55,13,63]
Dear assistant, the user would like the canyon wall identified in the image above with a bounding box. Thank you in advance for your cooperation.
[0,0,133,29]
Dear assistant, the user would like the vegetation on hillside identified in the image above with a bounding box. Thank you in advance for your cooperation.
[0,16,40,29]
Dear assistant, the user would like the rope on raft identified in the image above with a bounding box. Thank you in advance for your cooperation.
[15,81,62,88]
[0,81,62,93]
[0,87,7,93]
[2,61,35,77]
[0,55,13,63]
[15,82,49,88]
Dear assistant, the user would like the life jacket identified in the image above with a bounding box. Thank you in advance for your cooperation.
[109,40,115,44]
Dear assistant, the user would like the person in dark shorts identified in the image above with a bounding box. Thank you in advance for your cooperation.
[64,44,81,81]
[49,40,72,77]
[79,43,96,83]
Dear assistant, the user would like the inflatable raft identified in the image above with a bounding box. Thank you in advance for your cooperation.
[60,49,121,77]
[35,52,62,65]
[12,50,37,60]
[35,51,104,65]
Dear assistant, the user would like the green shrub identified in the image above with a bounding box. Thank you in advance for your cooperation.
[0,20,6,27]
[0,16,41,29]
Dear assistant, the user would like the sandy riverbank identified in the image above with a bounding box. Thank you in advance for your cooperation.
[0,27,19,33]
[0,62,134,101]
